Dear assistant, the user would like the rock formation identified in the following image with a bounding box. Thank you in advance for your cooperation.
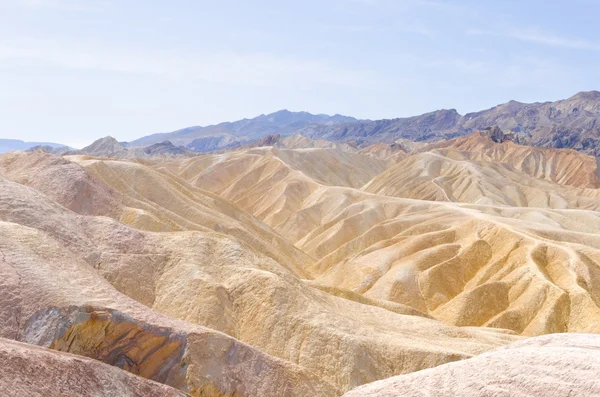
[0,338,187,397]
[1,128,600,396]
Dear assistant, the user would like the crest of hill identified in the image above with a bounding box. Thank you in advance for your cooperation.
[358,139,427,165]
[343,334,600,397]
[74,136,126,157]
[423,129,600,189]
[362,130,600,209]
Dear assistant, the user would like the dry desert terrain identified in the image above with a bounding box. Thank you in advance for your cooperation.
[2,131,600,396]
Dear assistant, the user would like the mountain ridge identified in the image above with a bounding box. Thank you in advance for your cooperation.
[126,110,357,151]
[299,90,600,154]
[122,90,600,156]
[0,139,68,154]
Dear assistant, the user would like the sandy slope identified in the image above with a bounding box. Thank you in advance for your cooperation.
[163,146,387,233]
[364,132,600,208]
[0,169,517,395]
[3,132,600,396]
[171,135,600,337]
[343,333,600,397]
[426,131,600,188]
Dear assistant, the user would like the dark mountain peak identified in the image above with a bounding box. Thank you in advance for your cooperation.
[439,108,460,114]
[480,126,521,144]
[245,134,282,149]
[87,136,120,146]
[506,100,524,105]
[413,108,460,119]
[80,136,126,157]
[568,90,600,101]
[270,109,292,115]
[148,140,177,148]
[143,141,192,156]
[495,100,525,111]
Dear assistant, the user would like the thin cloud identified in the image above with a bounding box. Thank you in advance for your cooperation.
[0,39,382,89]
[508,29,600,51]
[6,0,111,11]
[468,27,600,51]
[324,22,436,37]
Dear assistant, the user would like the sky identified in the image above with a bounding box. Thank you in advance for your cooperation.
[1,0,599,148]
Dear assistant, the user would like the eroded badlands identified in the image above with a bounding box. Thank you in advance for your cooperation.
[1,131,599,396]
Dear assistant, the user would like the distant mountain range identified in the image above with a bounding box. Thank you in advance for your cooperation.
[299,91,600,156]
[125,109,357,152]
[6,90,600,157]
[0,139,68,154]
[123,90,600,156]
[68,136,195,158]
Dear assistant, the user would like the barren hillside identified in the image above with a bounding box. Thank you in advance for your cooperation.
[3,132,600,396]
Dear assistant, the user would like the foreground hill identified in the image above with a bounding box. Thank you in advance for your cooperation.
[344,333,600,397]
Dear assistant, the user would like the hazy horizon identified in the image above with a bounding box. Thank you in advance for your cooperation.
[1,0,599,147]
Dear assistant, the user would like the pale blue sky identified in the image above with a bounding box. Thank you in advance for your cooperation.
[1,0,599,147]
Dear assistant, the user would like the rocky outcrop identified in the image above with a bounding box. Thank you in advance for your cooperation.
[0,337,187,397]
[46,308,187,387]
[142,141,195,156]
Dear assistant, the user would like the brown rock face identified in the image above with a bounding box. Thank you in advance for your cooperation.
[49,309,187,388]
[0,337,187,397]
